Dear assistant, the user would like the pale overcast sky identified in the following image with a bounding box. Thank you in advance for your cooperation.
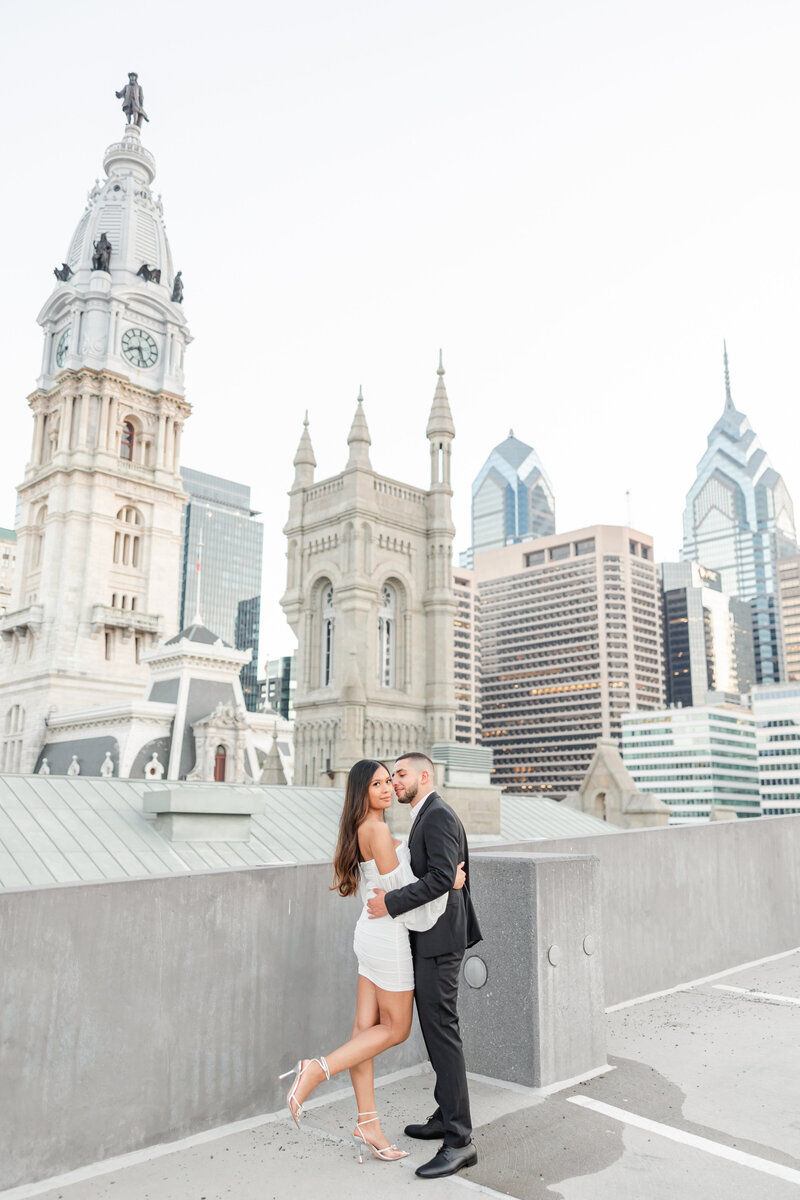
[3,1,800,661]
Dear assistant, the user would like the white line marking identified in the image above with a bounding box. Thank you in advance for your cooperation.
[568,1096,800,1184]
[714,984,800,1006]
[606,946,800,1012]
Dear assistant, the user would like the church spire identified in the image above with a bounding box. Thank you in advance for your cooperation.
[723,340,734,412]
[426,349,455,439]
[292,411,316,487]
[346,386,372,469]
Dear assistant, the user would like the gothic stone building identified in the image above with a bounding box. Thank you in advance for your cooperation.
[282,362,458,785]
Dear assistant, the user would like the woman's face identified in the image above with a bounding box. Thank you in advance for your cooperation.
[367,766,393,813]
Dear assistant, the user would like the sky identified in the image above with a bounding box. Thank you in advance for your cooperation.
[3,0,800,663]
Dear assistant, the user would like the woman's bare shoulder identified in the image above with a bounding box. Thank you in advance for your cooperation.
[360,820,394,851]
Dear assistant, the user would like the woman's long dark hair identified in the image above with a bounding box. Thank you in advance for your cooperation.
[331,759,389,897]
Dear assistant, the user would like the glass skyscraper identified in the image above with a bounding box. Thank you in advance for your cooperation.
[661,562,755,707]
[179,468,264,711]
[464,432,555,564]
[681,347,797,684]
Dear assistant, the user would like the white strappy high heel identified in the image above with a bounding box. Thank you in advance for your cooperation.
[354,1111,409,1163]
[277,1056,330,1126]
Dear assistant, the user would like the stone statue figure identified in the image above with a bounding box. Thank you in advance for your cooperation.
[144,752,165,780]
[92,233,112,272]
[171,271,183,303]
[137,263,161,283]
[38,757,50,775]
[53,263,73,282]
[115,73,149,127]
[67,755,80,776]
[100,751,114,778]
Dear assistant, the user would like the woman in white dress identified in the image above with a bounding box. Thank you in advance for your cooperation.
[279,759,465,1162]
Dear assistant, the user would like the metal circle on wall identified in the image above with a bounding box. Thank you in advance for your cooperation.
[463,955,488,989]
[583,935,597,956]
[547,944,562,966]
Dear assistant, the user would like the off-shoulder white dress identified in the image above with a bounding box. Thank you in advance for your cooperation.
[353,839,447,992]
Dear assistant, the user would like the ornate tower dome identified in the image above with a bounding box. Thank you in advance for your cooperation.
[38,106,189,397]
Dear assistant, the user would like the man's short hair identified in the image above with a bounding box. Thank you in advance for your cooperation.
[395,751,434,775]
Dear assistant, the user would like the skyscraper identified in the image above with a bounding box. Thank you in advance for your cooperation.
[465,432,555,564]
[476,525,664,796]
[661,562,755,706]
[681,345,797,684]
[179,468,264,712]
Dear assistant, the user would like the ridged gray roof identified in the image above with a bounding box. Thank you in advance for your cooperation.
[0,776,616,890]
[164,623,231,647]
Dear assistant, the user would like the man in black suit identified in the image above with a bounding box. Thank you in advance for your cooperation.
[367,751,482,1179]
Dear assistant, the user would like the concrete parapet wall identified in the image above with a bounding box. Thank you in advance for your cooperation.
[0,863,423,1191]
[0,850,606,1190]
[498,813,800,1006]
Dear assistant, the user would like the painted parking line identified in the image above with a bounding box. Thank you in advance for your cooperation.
[567,1096,800,1185]
[713,984,800,1007]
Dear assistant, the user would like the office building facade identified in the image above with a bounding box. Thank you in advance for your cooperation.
[681,347,797,684]
[661,562,755,706]
[776,553,800,682]
[453,567,480,744]
[179,468,264,712]
[751,682,800,816]
[267,653,297,722]
[622,706,760,822]
[476,526,664,796]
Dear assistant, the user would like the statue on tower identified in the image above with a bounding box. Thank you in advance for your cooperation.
[115,72,149,127]
[91,233,112,272]
[171,271,184,303]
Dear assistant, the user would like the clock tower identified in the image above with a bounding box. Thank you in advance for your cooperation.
[0,90,191,774]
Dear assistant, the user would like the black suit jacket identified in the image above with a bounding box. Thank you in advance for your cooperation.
[384,792,482,958]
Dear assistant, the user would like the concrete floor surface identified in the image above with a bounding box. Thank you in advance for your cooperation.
[5,953,799,1200]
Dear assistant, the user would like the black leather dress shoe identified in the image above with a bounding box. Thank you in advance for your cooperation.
[404,1114,446,1139]
[415,1143,478,1178]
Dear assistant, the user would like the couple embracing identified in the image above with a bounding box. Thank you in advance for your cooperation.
[280,752,482,1179]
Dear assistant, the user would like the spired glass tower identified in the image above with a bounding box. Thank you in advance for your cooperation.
[465,432,555,564]
[179,468,264,710]
[681,346,797,684]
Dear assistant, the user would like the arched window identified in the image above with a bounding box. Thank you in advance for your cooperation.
[1,705,24,773]
[378,583,396,687]
[321,584,335,687]
[120,421,135,461]
[113,506,143,566]
[214,744,227,782]
[31,505,48,570]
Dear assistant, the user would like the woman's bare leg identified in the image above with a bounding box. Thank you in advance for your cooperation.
[347,976,403,1153]
[349,976,379,1116]
[290,983,413,1116]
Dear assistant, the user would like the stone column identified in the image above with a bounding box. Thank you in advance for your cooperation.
[31,413,43,467]
[172,422,182,474]
[156,412,166,467]
[58,396,73,452]
[78,393,90,448]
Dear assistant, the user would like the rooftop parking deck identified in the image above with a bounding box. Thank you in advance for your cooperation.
[8,950,799,1200]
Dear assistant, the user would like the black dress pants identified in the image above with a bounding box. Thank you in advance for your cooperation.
[413,949,472,1147]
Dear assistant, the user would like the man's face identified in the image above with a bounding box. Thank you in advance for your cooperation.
[393,759,422,805]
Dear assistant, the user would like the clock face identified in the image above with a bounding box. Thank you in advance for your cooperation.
[55,329,70,368]
[121,328,158,369]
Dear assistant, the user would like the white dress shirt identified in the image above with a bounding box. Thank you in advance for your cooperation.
[409,790,434,823]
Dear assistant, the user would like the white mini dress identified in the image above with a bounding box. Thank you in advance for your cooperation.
[353,839,447,993]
